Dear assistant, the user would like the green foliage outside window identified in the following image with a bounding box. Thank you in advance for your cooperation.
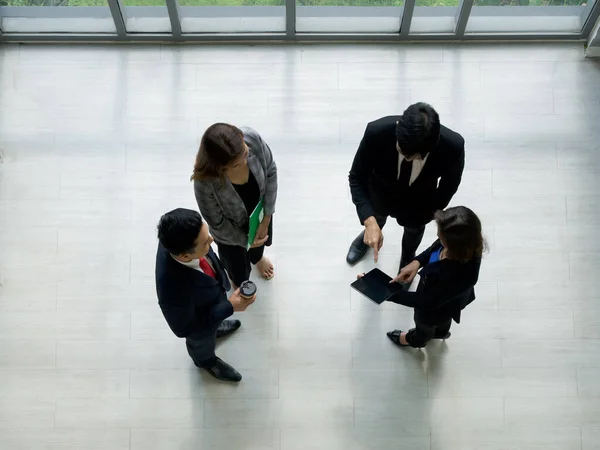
[0,0,587,9]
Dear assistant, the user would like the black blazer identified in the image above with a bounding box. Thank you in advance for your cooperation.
[349,116,465,228]
[388,240,481,325]
[155,244,233,338]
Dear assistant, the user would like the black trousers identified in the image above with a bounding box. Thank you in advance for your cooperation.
[374,214,426,270]
[185,323,221,368]
[405,319,452,348]
[216,219,273,288]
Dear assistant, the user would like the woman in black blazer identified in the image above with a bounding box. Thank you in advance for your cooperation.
[367,206,485,348]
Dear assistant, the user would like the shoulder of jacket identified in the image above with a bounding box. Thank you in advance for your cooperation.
[367,116,397,131]
[439,126,465,152]
[240,126,262,143]
[193,178,218,193]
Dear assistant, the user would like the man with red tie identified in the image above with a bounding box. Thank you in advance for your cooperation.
[155,208,256,382]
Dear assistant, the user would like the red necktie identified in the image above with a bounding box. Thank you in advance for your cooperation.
[199,257,217,279]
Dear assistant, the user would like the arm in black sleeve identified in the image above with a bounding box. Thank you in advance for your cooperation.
[159,301,201,338]
[434,140,465,211]
[387,273,447,311]
[349,126,376,224]
[160,292,233,338]
[196,290,233,328]
[198,296,234,329]
[387,290,418,308]
[389,241,442,306]
[413,240,441,267]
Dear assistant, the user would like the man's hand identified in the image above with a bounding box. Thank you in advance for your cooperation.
[256,215,271,240]
[391,260,420,285]
[363,217,383,262]
[228,288,256,312]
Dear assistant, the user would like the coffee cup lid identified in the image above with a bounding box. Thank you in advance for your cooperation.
[240,280,257,296]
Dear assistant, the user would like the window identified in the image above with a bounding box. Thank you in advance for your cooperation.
[178,0,286,33]
[0,0,117,33]
[121,0,171,33]
[465,0,597,34]
[296,0,404,33]
[410,0,460,34]
[0,0,598,38]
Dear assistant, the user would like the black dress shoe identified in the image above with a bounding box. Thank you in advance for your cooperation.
[203,357,242,382]
[346,231,369,265]
[387,329,411,347]
[216,319,241,338]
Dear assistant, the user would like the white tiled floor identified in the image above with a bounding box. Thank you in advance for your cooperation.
[1,42,600,449]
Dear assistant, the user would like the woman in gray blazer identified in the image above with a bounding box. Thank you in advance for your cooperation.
[191,123,277,288]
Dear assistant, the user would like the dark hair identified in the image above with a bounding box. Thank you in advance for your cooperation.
[191,123,245,182]
[396,102,440,158]
[435,206,487,264]
[157,208,203,255]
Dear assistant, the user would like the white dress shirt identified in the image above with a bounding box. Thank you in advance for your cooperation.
[397,152,430,186]
[172,256,215,274]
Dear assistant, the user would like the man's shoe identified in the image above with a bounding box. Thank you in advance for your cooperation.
[346,231,369,265]
[203,357,242,382]
[216,319,241,338]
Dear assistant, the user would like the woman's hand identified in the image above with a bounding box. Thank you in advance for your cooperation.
[256,215,271,240]
[390,260,420,284]
[250,234,269,248]
[356,273,366,280]
[250,215,271,248]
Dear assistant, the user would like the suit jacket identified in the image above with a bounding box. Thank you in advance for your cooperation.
[349,116,465,228]
[194,126,278,247]
[155,243,233,338]
[388,240,481,325]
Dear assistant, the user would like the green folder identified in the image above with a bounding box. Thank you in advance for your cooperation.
[247,197,265,249]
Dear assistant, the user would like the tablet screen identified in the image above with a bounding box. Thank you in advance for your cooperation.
[350,268,403,304]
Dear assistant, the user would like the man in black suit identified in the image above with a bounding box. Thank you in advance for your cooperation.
[155,208,256,382]
[347,102,465,273]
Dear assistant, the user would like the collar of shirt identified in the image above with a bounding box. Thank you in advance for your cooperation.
[397,152,430,185]
[172,255,204,273]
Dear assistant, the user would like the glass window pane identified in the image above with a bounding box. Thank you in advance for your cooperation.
[296,0,403,33]
[178,0,285,33]
[121,0,171,33]
[466,0,597,34]
[410,0,460,34]
[0,0,117,33]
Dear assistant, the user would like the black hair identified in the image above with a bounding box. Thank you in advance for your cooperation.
[157,208,203,255]
[435,206,487,264]
[396,102,441,158]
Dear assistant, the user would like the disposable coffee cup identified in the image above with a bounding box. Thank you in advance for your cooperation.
[240,280,257,300]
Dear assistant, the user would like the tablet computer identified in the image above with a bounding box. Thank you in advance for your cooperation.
[350,268,403,305]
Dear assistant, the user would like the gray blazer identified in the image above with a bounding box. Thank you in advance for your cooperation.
[194,126,278,247]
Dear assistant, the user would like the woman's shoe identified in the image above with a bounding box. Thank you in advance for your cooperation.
[387,329,411,347]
